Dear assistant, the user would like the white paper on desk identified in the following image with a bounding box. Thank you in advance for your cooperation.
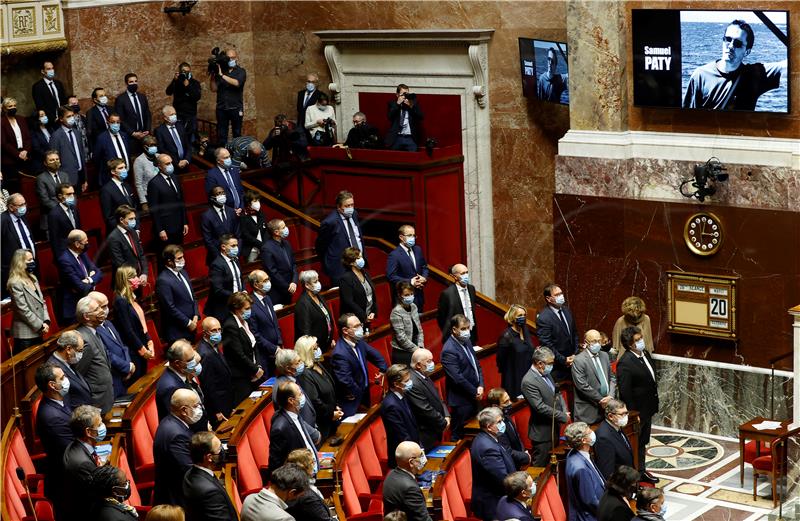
[752,421,783,430]
[342,413,367,424]
[273,304,284,311]
[248,390,264,399]
[473,345,482,352]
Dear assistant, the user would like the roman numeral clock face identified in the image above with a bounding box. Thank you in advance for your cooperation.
[684,212,723,256]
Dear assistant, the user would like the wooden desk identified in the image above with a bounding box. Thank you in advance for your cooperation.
[738,416,800,486]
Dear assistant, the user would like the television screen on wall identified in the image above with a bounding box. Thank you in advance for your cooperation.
[519,38,570,105]
[632,9,790,113]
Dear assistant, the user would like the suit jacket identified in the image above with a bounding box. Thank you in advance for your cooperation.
[201,205,240,264]
[406,369,449,452]
[594,420,634,480]
[36,397,73,498]
[156,267,198,343]
[86,105,110,148]
[49,125,87,186]
[8,280,49,339]
[56,249,102,323]
[381,392,420,468]
[100,178,137,231]
[32,78,67,125]
[268,409,318,479]
[294,291,334,351]
[617,350,658,419]
[46,353,93,408]
[112,296,149,363]
[315,209,366,282]
[154,123,191,166]
[440,335,484,408]
[61,440,99,520]
[298,365,338,439]
[338,269,377,325]
[386,244,429,308]
[495,496,536,521]
[114,90,152,135]
[197,340,234,423]
[499,414,529,469]
[75,324,115,413]
[94,131,133,186]
[521,367,568,443]
[155,368,208,433]
[470,431,517,521]
[241,488,294,521]
[286,490,331,521]
[1,212,35,289]
[389,303,424,354]
[249,292,283,370]
[536,306,580,380]
[331,337,388,417]
[34,170,62,218]
[597,491,635,521]
[240,210,267,254]
[566,450,606,521]
[204,255,244,320]
[96,321,133,397]
[47,204,81,257]
[147,173,187,235]
[223,315,260,381]
[107,226,146,279]
[153,414,193,506]
[437,283,478,344]
[273,375,318,437]
[205,165,244,210]
[91,502,139,521]
[260,238,297,305]
[297,88,322,126]
[385,99,424,147]
[572,349,617,424]
[382,467,432,521]
[183,465,238,521]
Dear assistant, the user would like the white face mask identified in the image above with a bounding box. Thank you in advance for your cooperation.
[616,414,629,428]
[174,260,186,270]
[251,201,261,211]
[187,405,203,425]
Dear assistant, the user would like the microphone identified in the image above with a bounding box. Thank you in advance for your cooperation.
[16,467,39,521]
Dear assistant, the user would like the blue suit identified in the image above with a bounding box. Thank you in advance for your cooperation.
[495,496,536,521]
[36,397,73,499]
[96,321,133,397]
[93,130,132,186]
[260,238,297,306]
[56,249,102,324]
[153,414,192,507]
[441,335,484,439]
[470,431,517,521]
[155,267,198,344]
[200,205,240,264]
[197,340,233,428]
[154,123,191,167]
[248,292,283,374]
[315,209,366,283]
[331,338,388,417]
[155,367,208,433]
[380,392,420,468]
[535,305,579,381]
[205,166,244,210]
[566,449,605,521]
[47,353,93,408]
[386,244,429,309]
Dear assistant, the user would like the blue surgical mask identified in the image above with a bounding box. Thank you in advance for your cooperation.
[353,327,365,340]
[404,236,416,247]
[402,295,415,306]
[588,342,601,355]
[66,116,76,127]
[109,122,121,134]
[118,169,128,180]
[354,257,365,269]
[186,359,198,373]
[228,59,236,68]
[342,207,355,218]
[126,218,136,229]
[313,348,323,361]
[167,114,178,124]
[227,247,239,258]
[94,422,107,441]
[554,294,566,306]
[46,69,55,79]
[58,377,70,396]
[190,361,202,376]
[543,364,553,376]
[15,206,27,217]
[241,308,251,320]
[658,504,667,518]
[496,420,506,435]
[295,362,305,375]
[280,227,290,238]
[458,329,471,342]
[261,281,272,293]
[588,430,596,446]
[306,82,316,92]
[425,361,435,373]
[39,115,49,125]
[310,281,322,294]
[147,146,157,156]
[402,379,413,392]
[298,393,307,409]
[209,332,222,345]
[459,274,470,285]
[635,339,646,352]
[222,157,232,168]
[64,195,76,207]
[164,164,174,175]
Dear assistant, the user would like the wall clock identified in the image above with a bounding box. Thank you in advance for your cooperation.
[684,212,723,256]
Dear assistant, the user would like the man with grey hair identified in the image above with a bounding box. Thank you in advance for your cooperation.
[295,269,335,350]
[48,330,92,407]
[154,104,191,170]
[594,398,637,481]
[56,228,102,324]
[565,422,605,521]
[147,152,188,255]
[273,347,319,437]
[227,135,270,170]
[153,388,202,506]
[406,348,450,452]
[343,111,382,149]
[382,441,432,521]
[61,405,105,518]
[156,339,207,432]
[470,406,516,521]
[1,193,36,295]
[496,471,537,521]
[572,328,616,424]
[74,295,115,413]
[522,347,569,467]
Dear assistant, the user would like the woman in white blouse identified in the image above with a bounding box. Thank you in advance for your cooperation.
[304,92,336,146]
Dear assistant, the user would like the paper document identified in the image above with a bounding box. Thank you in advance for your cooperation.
[342,413,367,424]
[752,420,783,431]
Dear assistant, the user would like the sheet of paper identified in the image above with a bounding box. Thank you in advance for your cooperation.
[752,421,783,430]
[342,413,367,424]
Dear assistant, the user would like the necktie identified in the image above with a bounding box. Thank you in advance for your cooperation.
[132,94,143,130]
[176,271,193,299]
[297,417,320,470]
[92,450,101,466]
[100,107,108,126]
[558,309,570,334]
[461,287,473,324]
[543,373,555,392]
[67,207,76,227]
[67,130,82,169]
[126,231,138,257]
[120,183,132,206]
[170,126,184,158]
[407,247,417,270]
[280,241,291,266]
[593,356,608,396]
[48,81,58,102]
[462,344,479,379]
[53,173,60,184]
[166,175,178,193]
[16,218,33,252]
[189,378,204,401]
[102,323,118,342]
[219,208,226,223]
[619,429,631,450]
[345,217,358,248]
[223,169,239,207]
[112,134,128,166]
[353,347,368,380]
[230,259,241,291]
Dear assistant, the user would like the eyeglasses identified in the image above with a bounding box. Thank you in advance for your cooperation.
[722,36,745,49]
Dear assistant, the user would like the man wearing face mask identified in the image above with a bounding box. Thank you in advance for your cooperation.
[115,72,152,156]
[157,340,208,433]
[35,363,74,503]
[201,185,240,264]
[94,112,132,187]
[153,388,203,506]
[332,312,388,417]
[32,61,66,131]
[196,317,234,428]
[441,314,484,440]
[86,87,111,149]
[183,432,237,521]
[486,387,531,470]
[565,422,605,521]
[34,150,67,235]
[66,96,89,157]
[572,329,616,425]
[381,364,421,468]
[206,146,244,213]
[437,263,478,344]
[471,407,517,521]
[248,270,284,374]
[166,62,202,142]
[89,465,138,520]
[632,487,667,521]
[261,218,298,306]
[297,73,321,126]
[210,49,246,142]
[156,244,199,343]
[343,111,382,149]
[0,194,36,296]
[521,347,570,467]
[536,283,579,382]
[496,471,538,521]
[273,348,318,432]
[62,405,107,520]
[316,190,366,283]
[56,230,101,324]
[242,463,309,521]
[74,296,115,414]
[382,441,432,521]
[48,331,92,407]
[304,92,336,146]
[148,153,189,256]
[205,234,245,321]
[106,205,147,283]
[155,104,191,170]
[90,291,136,398]
[268,381,321,481]
[49,105,88,191]
[387,224,429,310]
[593,399,637,481]
[100,158,137,233]
[406,348,449,452]
[47,182,81,257]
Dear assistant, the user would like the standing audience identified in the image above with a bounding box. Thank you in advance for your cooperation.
[7,248,49,353]
[496,303,535,399]
[389,282,424,365]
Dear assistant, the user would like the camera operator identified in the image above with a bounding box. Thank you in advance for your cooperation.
[209,48,246,143]
[342,111,382,149]
[165,62,201,143]
[263,114,306,164]
[304,92,336,146]
[386,84,424,152]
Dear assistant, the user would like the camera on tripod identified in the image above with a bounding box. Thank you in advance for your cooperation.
[207,47,230,75]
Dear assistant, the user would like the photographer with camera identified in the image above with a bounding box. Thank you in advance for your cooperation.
[304,92,336,147]
[165,62,201,143]
[342,111,382,150]
[386,84,424,152]
[264,114,306,164]
[209,48,246,143]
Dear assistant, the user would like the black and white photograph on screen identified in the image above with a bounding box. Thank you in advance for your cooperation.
[534,40,569,104]
[681,10,788,112]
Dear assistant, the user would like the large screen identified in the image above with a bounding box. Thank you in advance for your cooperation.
[519,38,570,105]
[632,9,789,113]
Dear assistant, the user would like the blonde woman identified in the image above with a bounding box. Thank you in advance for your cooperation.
[7,249,50,354]
[611,296,654,359]
[496,303,534,399]
[295,335,343,440]
[113,265,154,381]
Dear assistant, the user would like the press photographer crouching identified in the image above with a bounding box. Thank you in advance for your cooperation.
[304,92,336,146]
[264,114,308,164]
[342,111,382,150]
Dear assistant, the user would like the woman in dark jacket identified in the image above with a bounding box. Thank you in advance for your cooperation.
[285,449,332,521]
[90,465,139,521]
[295,335,343,440]
[112,265,154,381]
[598,465,639,521]
[294,269,335,351]
[29,109,52,168]
[223,291,265,405]
[337,247,377,330]
[496,303,535,399]
[240,189,268,263]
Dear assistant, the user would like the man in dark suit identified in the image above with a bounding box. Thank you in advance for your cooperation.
[31,61,66,130]
[440,314,483,440]
[107,205,148,283]
[204,234,244,321]
[56,230,101,324]
[594,399,634,481]
[437,263,478,344]
[386,224,429,310]
[96,310,136,398]
[315,190,366,283]
[61,405,104,520]
[565,422,606,521]
[93,113,132,187]
[521,347,570,467]
[487,387,531,469]
[148,153,188,254]
[156,340,208,432]
[380,364,421,468]
[153,388,201,506]
[470,407,517,521]
[343,111,382,149]
[331,313,388,417]
[201,185,240,264]
[386,84,424,151]
[74,296,115,414]
[47,183,81,257]
[0,194,37,296]
[406,348,449,452]
[495,471,538,521]
[35,150,67,234]
[268,381,320,481]
[183,431,238,521]
[382,441,432,521]
[114,73,152,156]
[154,104,191,171]
[34,363,74,502]
[99,158,137,232]
[247,270,283,374]
[156,245,199,344]
[86,87,111,150]
[535,283,579,382]
[48,331,93,408]
[197,317,234,428]
[48,106,87,190]
[297,73,322,126]
[261,218,297,306]
[205,147,244,212]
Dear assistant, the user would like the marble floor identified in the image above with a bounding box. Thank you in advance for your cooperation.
[647,426,789,521]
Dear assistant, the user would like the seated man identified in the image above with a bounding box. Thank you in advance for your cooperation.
[470,407,517,521]
[382,441,432,521]
[153,388,202,506]
[486,387,531,470]
[565,422,605,521]
[495,471,538,521]
[342,111,382,149]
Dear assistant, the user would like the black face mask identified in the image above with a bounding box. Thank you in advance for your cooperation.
[501,405,513,416]
[26,261,37,273]
[112,481,132,501]
[127,83,138,94]
[212,447,227,467]
[69,105,80,114]
[7,108,17,117]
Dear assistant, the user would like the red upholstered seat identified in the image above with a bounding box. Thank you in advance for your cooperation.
[512,405,532,450]
[744,439,771,463]
[182,176,207,206]
[118,443,152,513]
[235,401,275,497]
[328,296,340,323]
[536,475,567,521]
[131,395,159,483]
[145,319,164,367]
[355,433,384,488]
[421,318,442,360]
[278,313,295,349]
[43,295,59,334]
[80,195,105,236]
[184,245,206,281]
[372,281,391,327]
[37,248,59,289]
[342,449,383,517]
[369,419,388,468]
[440,448,479,521]
[3,423,50,521]
[752,455,773,471]
[184,207,205,245]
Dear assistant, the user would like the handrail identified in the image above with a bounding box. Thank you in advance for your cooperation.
[768,351,792,365]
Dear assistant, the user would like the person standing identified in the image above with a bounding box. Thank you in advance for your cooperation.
[437,263,478,344]
[1,98,32,188]
[114,73,152,156]
[470,407,517,521]
[565,422,605,521]
[296,73,321,126]
[183,431,238,521]
[496,304,535,399]
[386,84,424,151]
[572,329,616,425]
[315,190,365,283]
[535,283,579,381]
[521,347,570,467]
[166,62,201,142]
[611,297,654,360]
[405,348,449,452]
[210,49,246,143]
[337,247,377,331]
[7,248,50,353]
[382,441,432,521]
[380,364,420,468]
[261,218,297,306]
[147,153,189,253]
[389,282,424,366]
[440,314,483,440]
[386,224,428,310]
[31,61,66,130]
